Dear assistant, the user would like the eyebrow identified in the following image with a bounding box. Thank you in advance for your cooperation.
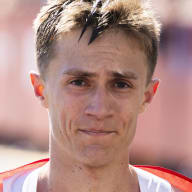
[62,69,97,78]
[62,69,138,80]
[109,71,138,80]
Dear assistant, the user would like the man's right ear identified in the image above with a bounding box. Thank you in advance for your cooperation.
[30,73,48,108]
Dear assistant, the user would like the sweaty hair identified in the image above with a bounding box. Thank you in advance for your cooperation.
[34,0,161,82]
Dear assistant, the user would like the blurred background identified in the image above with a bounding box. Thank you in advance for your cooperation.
[0,0,191,178]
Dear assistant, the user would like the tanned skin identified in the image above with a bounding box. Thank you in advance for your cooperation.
[31,28,159,192]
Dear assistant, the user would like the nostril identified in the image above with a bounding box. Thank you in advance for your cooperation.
[85,103,113,120]
[84,89,114,120]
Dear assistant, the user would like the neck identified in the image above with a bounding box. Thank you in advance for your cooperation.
[37,141,140,192]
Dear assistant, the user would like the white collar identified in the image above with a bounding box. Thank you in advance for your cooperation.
[21,166,171,192]
[22,167,41,192]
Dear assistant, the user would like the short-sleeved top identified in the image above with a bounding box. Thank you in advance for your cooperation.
[2,164,172,192]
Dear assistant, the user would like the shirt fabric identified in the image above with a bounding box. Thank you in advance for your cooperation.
[3,164,172,192]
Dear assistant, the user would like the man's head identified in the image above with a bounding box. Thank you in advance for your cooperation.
[31,0,161,167]
[33,0,160,83]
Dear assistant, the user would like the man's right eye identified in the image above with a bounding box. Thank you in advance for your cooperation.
[69,79,87,87]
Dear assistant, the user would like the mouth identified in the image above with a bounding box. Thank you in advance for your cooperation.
[78,129,116,136]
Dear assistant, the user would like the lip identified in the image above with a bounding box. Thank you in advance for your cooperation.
[78,129,116,136]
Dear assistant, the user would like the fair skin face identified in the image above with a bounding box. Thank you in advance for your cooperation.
[31,28,159,192]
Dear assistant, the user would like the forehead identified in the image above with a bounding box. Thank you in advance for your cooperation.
[48,28,148,79]
[55,28,144,56]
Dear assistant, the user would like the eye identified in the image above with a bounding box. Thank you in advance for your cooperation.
[113,80,132,89]
[69,79,88,87]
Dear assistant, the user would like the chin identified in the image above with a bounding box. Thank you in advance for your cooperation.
[78,145,114,168]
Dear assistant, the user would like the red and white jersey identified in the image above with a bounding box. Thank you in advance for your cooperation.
[0,159,191,192]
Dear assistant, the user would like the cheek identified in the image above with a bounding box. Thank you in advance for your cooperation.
[121,110,136,132]
[120,95,141,121]
[118,97,140,137]
[119,110,138,147]
[57,92,86,132]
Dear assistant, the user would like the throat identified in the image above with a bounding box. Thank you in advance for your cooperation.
[36,163,140,192]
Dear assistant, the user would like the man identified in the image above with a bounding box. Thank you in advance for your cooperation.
[0,0,191,191]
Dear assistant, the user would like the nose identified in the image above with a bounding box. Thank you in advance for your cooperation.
[85,88,114,120]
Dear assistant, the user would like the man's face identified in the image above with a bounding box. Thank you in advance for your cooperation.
[34,29,155,167]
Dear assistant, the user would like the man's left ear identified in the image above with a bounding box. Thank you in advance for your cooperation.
[139,79,160,113]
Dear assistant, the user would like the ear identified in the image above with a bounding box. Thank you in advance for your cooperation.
[30,72,49,108]
[139,79,160,113]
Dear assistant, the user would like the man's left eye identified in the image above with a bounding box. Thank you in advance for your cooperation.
[113,81,131,89]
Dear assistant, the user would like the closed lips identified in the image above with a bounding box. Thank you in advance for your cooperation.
[78,129,116,134]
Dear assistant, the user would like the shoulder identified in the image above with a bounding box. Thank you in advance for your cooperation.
[133,166,172,192]
[0,159,48,192]
[133,165,192,192]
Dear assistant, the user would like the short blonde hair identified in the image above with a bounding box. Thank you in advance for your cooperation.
[34,0,161,81]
